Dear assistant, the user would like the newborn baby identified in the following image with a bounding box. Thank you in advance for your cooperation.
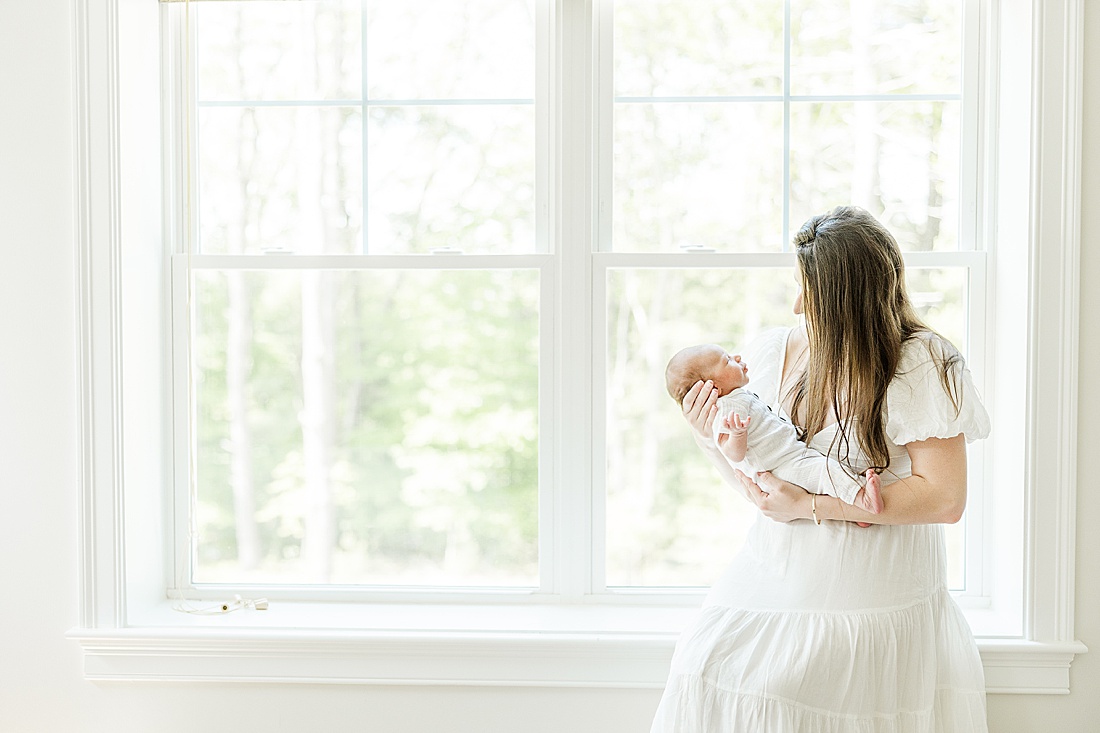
[665,343,883,517]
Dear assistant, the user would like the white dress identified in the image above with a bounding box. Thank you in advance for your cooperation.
[651,327,992,733]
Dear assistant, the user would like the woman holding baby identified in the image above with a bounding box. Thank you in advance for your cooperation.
[650,206,991,732]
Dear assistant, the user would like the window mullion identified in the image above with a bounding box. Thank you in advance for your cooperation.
[782,0,791,251]
[536,0,555,594]
[959,0,982,251]
[595,0,613,254]
[588,0,614,594]
[166,5,198,599]
[552,0,596,600]
[965,256,989,601]
[360,0,369,255]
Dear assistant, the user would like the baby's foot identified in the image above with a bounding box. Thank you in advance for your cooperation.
[852,469,883,528]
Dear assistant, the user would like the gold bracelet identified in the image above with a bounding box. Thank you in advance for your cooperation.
[812,493,821,525]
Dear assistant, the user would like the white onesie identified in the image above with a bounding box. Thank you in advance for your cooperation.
[713,389,864,505]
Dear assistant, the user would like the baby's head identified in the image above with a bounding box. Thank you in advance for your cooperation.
[665,344,750,404]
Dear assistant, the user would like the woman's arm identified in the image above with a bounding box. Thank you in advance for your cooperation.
[681,379,754,503]
[736,434,968,525]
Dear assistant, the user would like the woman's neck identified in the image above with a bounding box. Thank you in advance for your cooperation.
[780,325,810,423]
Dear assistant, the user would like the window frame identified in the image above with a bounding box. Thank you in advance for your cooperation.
[169,0,986,605]
[70,0,1087,693]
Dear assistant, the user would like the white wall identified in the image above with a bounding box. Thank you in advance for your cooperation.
[0,1,1096,730]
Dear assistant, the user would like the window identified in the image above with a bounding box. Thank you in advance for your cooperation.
[176,0,983,601]
[597,0,980,593]
[179,0,546,590]
[72,0,1085,692]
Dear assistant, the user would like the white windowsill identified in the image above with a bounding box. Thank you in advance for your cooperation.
[68,601,1086,692]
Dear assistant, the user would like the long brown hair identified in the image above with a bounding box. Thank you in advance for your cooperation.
[789,206,963,472]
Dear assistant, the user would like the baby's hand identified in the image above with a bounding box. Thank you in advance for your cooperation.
[716,412,750,464]
[726,413,750,436]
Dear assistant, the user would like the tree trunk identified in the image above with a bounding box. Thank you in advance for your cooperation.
[298,6,336,581]
[227,271,260,570]
[300,271,337,581]
[227,7,260,572]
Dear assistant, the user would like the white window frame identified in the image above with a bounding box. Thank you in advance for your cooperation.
[69,0,1086,693]
[166,0,558,602]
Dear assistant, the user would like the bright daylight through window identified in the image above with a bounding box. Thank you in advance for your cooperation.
[174,0,980,600]
[182,0,543,588]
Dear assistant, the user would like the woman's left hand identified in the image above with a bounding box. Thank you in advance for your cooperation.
[733,470,811,523]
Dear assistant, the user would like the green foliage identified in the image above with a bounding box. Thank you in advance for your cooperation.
[195,269,539,585]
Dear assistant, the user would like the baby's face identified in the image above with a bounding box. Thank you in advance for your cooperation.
[697,345,749,395]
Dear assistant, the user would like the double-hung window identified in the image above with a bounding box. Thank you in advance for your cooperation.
[174,0,977,601]
[597,0,981,595]
[71,0,1086,691]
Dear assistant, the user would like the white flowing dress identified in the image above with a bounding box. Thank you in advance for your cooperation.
[651,327,991,733]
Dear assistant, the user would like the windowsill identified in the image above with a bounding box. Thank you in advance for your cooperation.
[68,601,1086,692]
[129,597,701,634]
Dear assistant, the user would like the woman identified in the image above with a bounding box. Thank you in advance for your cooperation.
[651,206,991,732]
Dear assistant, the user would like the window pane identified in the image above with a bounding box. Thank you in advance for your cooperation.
[790,0,962,96]
[613,103,784,252]
[194,0,537,256]
[908,267,967,354]
[199,106,363,255]
[605,268,798,587]
[366,105,536,254]
[614,0,784,97]
[604,266,968,588]
[789,101,961,251]
[193,269,540,587]
[196,1,362,102]
[367,0,535,100]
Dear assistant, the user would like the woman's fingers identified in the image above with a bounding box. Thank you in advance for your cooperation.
[754,471,779,491]
[681,380,720,441]
[701,381,718,412]
[681,380,705,414]
[683,379,716,413]
[735,469,767,505]
[752,472,813,523]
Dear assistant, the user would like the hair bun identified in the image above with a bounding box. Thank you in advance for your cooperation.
[794,217,820,248]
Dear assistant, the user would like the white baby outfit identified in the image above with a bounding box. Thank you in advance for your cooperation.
[713,389,864,505]
[651,327,992,733]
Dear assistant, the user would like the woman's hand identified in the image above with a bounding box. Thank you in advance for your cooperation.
[680,379,720,446]
[733,470,812,523]
[735,470,875,526]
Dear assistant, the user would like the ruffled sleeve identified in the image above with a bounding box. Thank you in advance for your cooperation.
[885,333,991,445]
